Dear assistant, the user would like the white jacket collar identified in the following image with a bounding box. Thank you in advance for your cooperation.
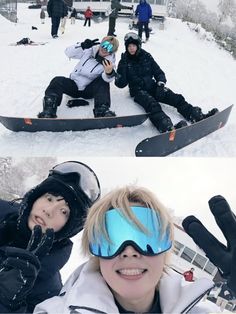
[34,260,217,314]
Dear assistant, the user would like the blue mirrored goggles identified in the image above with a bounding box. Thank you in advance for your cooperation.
[100,41,113,53]
[89,206,172,259]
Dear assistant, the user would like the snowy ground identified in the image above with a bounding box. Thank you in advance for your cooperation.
[0,4,235,157]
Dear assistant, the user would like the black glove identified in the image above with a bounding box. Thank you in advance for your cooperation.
[0,225,54,310]
[81,38,100,50]
[66,99,89,108]
[182,195,236,295]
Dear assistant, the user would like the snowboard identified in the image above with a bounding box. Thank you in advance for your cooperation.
[0,113,149,132]
[135,105,233,157]
[9,42,48,46]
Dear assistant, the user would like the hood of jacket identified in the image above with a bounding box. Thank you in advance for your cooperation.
[34,260,220,314]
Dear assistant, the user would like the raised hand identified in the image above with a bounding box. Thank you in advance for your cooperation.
[0,226,54,310]
[182,195,236,295]
[81,38,100,50]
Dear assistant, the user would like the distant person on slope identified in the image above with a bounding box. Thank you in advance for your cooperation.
[107,0,133,36]
[115,32,218,133]
[47,0,68,38]
[83,6,93,27]
[183,268,195,282]
[38,36,119,119]
[135,0,152,43]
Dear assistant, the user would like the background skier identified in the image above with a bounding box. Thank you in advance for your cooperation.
[107,0,133,36]
[135,0,152,43]
[47,0,68,38]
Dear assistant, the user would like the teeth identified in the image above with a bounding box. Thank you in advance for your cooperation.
[118,269,144,276]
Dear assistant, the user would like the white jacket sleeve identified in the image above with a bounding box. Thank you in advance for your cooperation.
[64,44,86,59]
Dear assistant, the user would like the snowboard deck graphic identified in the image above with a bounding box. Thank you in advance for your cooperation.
[0,113,149,132]
[135,105,233,157]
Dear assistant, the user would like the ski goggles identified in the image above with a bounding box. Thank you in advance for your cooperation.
[100,41,113,53]
[89,206,172,258]
[124,32,140,42]
[49,161,101,204]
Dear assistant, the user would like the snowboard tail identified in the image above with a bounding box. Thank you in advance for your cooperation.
[135,105,233,157]
[0,113,149,132]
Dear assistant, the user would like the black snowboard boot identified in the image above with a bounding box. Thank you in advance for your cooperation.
[93,104,116,118]
[150,111,174,133]
[38,95,58,118]
[174,120,188,129]
[204,108,219,119]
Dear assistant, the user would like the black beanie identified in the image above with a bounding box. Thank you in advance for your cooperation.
[17,174,90,241]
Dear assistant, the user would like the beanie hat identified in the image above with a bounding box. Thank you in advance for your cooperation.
[101,36,119,53]
[17,162,100,241]
[124,32,142,53]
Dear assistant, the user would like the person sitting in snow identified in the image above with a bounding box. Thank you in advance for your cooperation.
[0,160,100,313]
[115,32,218,133]
[38,36,119,118]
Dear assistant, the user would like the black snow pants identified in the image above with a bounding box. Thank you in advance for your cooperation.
[45,76,111,109]
[132,85,192,126]
[51,16,61,36]
[107,16,116,36]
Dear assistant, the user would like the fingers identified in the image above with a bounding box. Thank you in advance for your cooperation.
[102,59,111,66]
[208,195,236,247]
[27,225,43,251]
[33,228,54,259]
[92,38,100,45]
[182,215,231,275]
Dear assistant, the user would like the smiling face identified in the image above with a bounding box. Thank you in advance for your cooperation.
[98,46,111,57]
[28,193,70,233]
[99,245,166,312]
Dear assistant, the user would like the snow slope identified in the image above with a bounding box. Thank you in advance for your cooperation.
[0,4,235,156]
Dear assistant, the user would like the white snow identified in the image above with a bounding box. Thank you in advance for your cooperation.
[0,4,235,156]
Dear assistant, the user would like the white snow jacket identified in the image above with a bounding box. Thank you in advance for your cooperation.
[34,260,221,314]
[64,44,116,91]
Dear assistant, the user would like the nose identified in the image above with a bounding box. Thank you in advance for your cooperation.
[120,245,141,258]
[43,204,57,218]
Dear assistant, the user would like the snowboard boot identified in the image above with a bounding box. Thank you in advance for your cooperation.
[204,108,219,119]
[174,120,188,129]
[93,104,116,118]
[38,95,58,118]
[150,111,174,133]
[179,105,218,124]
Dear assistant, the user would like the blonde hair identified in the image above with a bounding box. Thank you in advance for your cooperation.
[101,36,119,53]
[81,186,174,259]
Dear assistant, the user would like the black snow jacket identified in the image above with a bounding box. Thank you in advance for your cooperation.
[110,0,131,18]
[47,0,68,18]
[115,49,167,96]
[0,199,73,313]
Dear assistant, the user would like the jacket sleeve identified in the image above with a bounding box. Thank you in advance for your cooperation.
[115,55,128,88]
[149,55,167,83]
[148,4,152,18]
[64,44,85,59]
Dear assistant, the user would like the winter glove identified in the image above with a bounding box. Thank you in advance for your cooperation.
[182,195,236,295]
[0,225,54,310]
[66,99,89,108]
[0,212,19,246]
[81,38,100,50]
